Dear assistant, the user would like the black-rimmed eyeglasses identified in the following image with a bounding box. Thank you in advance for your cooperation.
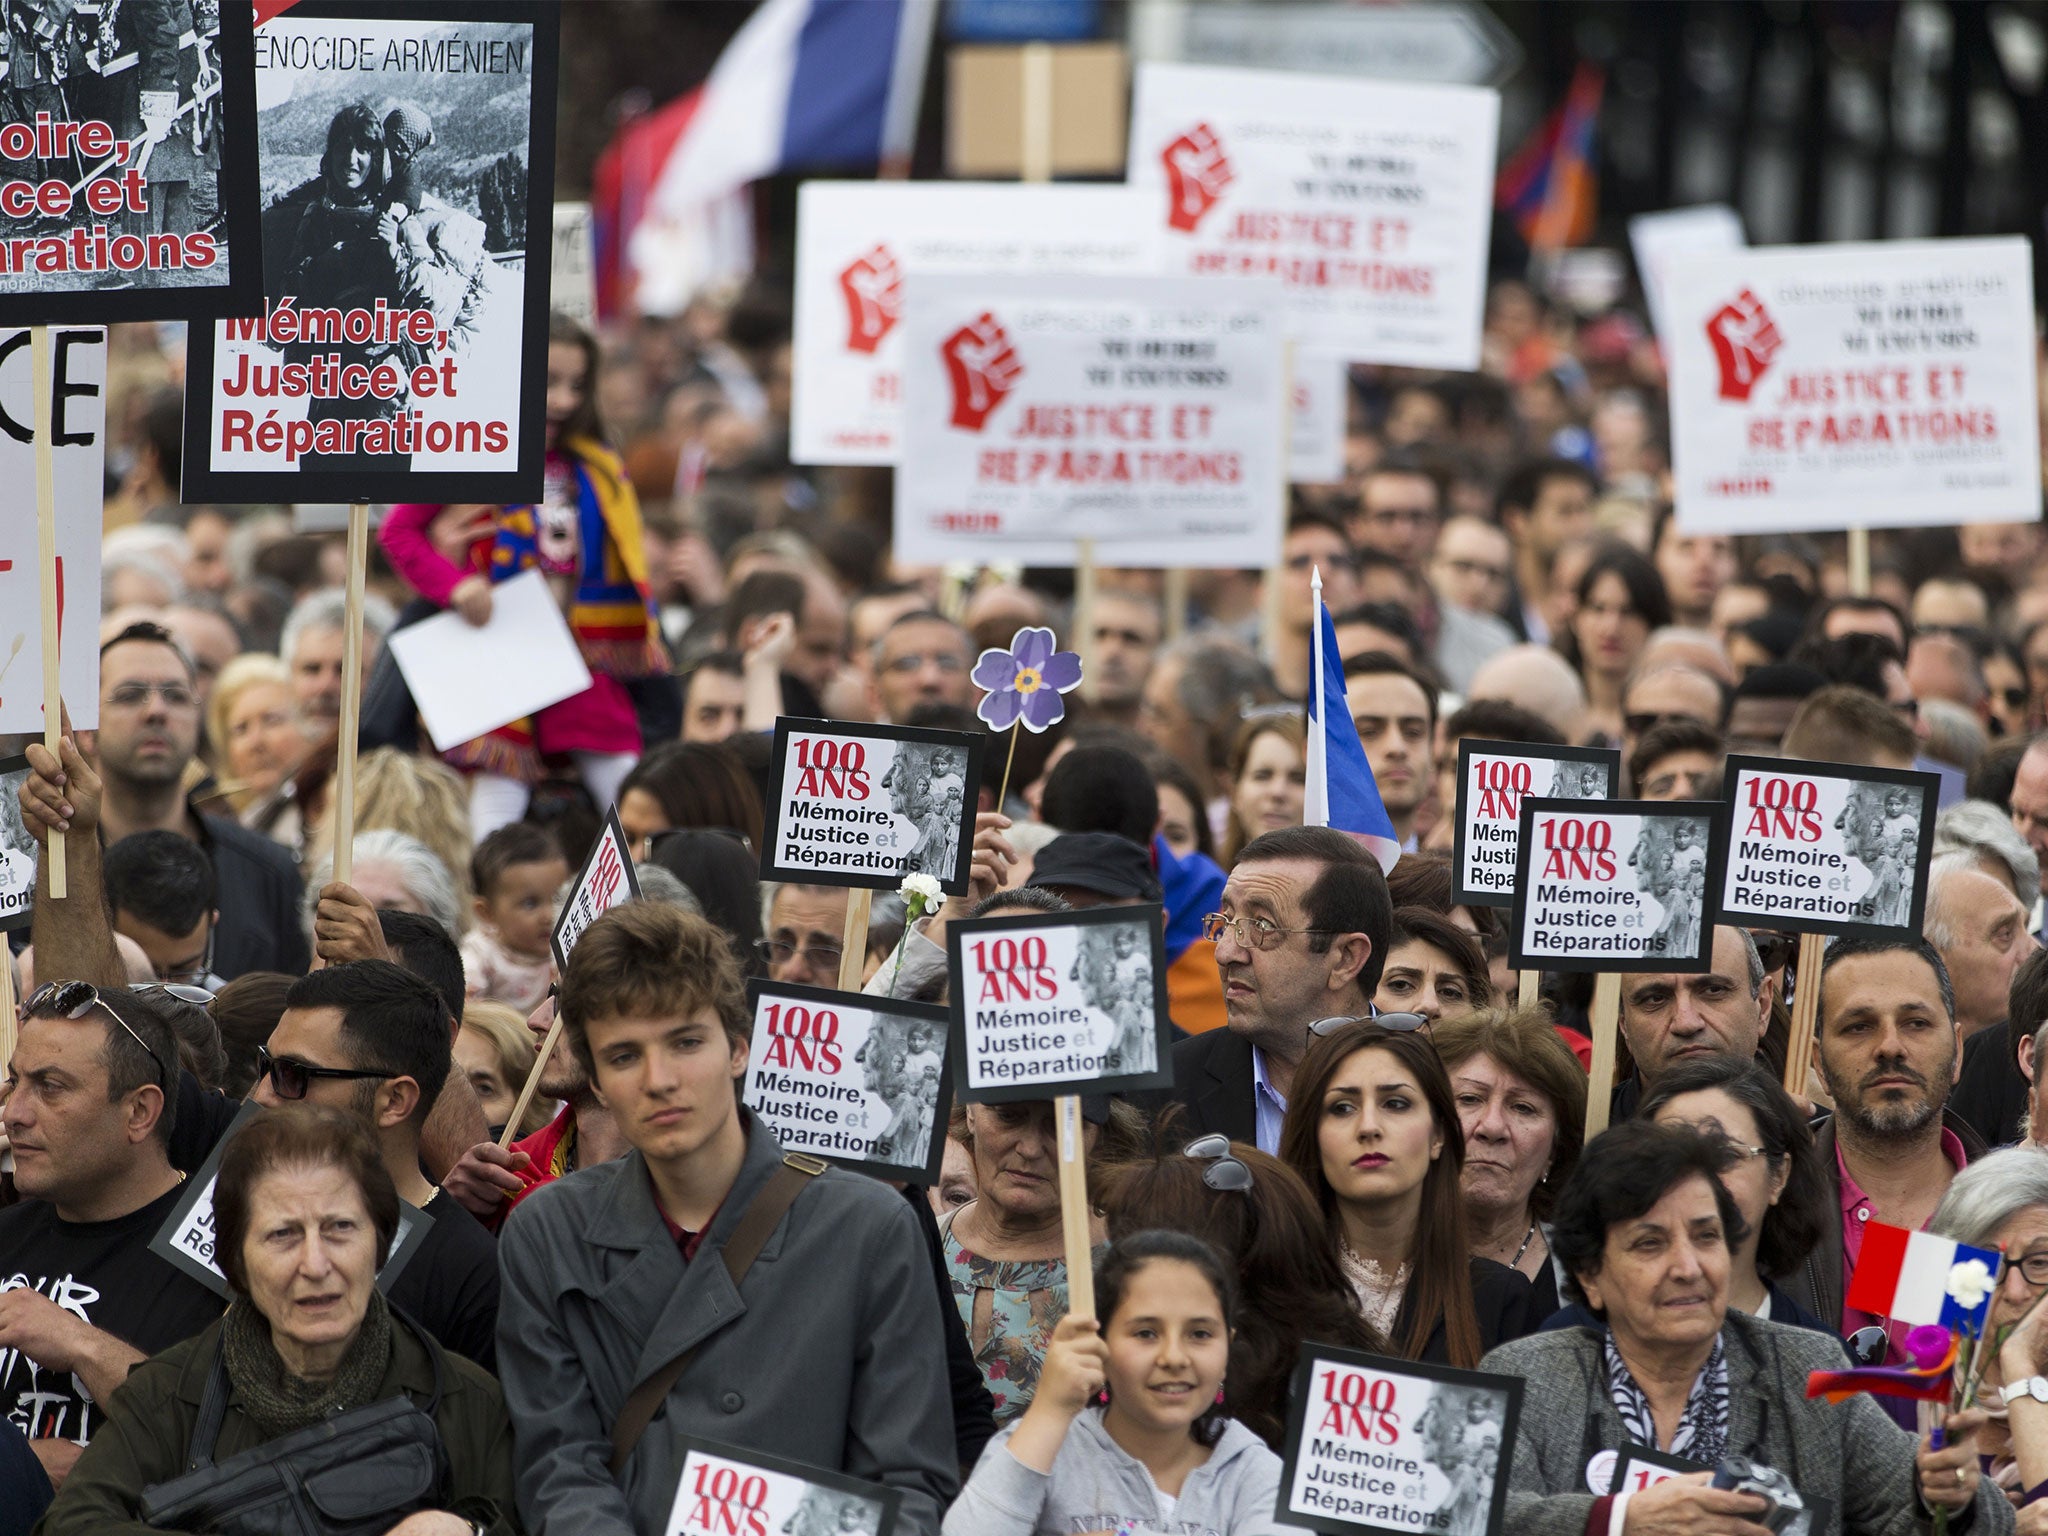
[27,981,168,1090]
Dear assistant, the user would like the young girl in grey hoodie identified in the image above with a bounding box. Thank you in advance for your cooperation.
[943,1230,1309,1536]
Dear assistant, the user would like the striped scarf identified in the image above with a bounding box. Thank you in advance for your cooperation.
[1604,1328,1728,1466]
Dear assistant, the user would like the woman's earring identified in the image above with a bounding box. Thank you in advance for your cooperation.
[1095,1388,1109,1405]
[1215,1388,1226,1406]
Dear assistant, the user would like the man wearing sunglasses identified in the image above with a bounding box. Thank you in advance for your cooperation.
[0,983,225,1493]
[251,960,502,1372]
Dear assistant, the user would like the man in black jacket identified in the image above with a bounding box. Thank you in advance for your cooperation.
[1150,825,1389,1153]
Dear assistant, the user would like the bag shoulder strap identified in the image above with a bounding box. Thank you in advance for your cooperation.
[186,1341,233,1472]
[606,1153,825,1476]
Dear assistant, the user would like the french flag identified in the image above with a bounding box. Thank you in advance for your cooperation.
[1844,1223,2003,1333]
[1304,569,1402,874]
[642,0,935,223]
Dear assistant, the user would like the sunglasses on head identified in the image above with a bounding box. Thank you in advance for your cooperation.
[1183,1133,1253,1193]
[1308,1011,1430,1037]
[255,1045,396,1102]
[27,981,169,1091]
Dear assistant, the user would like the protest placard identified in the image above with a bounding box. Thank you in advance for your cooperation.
[1291,346,1347,484]
[550,803,639,970]
[551,200,595,325]
[742,982,952,1184]
[1509,799,1720,974]
[150,1103,431,1298]
[386,568,592,751]
[1127,61,1498,369]
[0,0,260,325]
[664,1439,898,1536]
[790,180,1160,466]
[948,904,1173,1101]
[1599,1444,1829,1531]
[1710,755,1939,939]
[1276,1343,1521,1536]
[180,0,560,504]
[895,271,1285,568]
[0,756,31,931]
[760,718,983,895]
[0,325,106,735]
[1627,204,1743,346]
[1664,236,2042,535]
[1451,740,1619,909]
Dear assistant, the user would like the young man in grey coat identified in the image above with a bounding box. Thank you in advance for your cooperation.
[496,901,958,1535]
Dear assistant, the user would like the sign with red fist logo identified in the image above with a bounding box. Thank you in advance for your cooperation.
[791,182,1158,466]
[1665,237,2041,535]
[895,272,1285,567]
[1128,62,1498,370]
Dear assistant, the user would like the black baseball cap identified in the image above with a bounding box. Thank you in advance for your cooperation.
[1025,833,1163,903]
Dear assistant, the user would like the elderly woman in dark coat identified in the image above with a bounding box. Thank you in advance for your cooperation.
[1482,1119,2011,1536]
[37,1106,518,1535]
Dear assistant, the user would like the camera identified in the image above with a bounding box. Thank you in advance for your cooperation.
[1711,1456,1809,1535]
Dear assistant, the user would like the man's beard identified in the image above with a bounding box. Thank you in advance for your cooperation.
[1824,1054,1951,1142]
[538,1059,589,1101]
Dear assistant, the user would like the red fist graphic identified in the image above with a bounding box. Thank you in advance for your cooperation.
[1162,122,1233,233]
[940,312,1023,432]
[838,242,902,355]
[1704,288,1782,403]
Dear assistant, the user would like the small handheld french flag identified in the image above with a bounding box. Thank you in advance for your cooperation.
[1844,1222,2003,1334]
[1304,569,1401,874]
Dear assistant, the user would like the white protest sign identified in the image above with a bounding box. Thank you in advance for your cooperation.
[0,327,104,733]
[1665,236,2042,535]
[790,181,1161,466]
[947,906,1173,1100]
[1628,204,1744,345]
[1128,61,1499,368]
[1509,800,1718,974]
[1712,755,1939,938]
[1291,346,1348,483]
[385,569,593,753]
[550,805,640,969]
[665,1441,898,1536]
[1451,741,1619,909]
[895,272,1285,568]
[1278,1345,1521,1536]
[0,756,30,930]
[552,202,597,327]
[743,982,951,1182]
[759,719,983,894]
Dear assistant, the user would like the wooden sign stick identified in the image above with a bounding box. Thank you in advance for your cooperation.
[1163,567,1189,642]
[1846,526,1871,599]
[499,1007,562,1150]
[1056,1092,1095,1318]
[331,501,370,886]
[1075,537,1098,701]
[1583,971,1621,1140]
[30,327,62,898]
[837,888,874,992]
[1782,931,1825,1098]
[1518,969,1540,1009]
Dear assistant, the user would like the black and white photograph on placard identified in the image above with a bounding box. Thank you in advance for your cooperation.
[1276,1344,1521,1536]
[0,754,33,930]
[947,904,1173,1103]
[1509,798,1720,975]
[1709,755,1940,940]
[182,0,559,505]
[742,981,952,1184]
[1450,739,1620,908]
[663,1438,898,1536]
[0,0,261,324]
[759,718,983,895]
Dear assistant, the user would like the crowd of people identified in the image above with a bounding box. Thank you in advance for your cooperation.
[5,272,2048,1535]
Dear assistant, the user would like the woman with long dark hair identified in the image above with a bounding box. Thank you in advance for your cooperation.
[1279,1021,1534,1367]
[1558,542,1672,747]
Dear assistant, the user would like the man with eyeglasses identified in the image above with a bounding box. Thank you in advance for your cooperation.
[1348,453,1442,571]
[0,983,224,1494]
[86,623,308,979]
[101,831,226,993]
[250,960,501,1370]
[760,882,853,989]
[1153,826,1390,1154]
[868,611,972,724]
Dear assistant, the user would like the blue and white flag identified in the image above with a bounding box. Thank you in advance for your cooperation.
[1303,568,1401,873]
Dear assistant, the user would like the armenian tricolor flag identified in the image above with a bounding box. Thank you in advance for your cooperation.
[1496,63,1605,251]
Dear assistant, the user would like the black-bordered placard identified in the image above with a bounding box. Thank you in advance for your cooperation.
[1601,1444,1831,1533]
[948,903,1173,1102]
[1508,797,1722,974]
[743,980,953,1184]
[760,717,984,895]
[1709,754,1939,940]
[149,1102,433,1298]
[1276,1343,1522,1536]
[1452,739,1619,908]
[0,2,262,325]
[663,1438,899,1536]
[181,0,561,505]
[551,803,639,971]
[0,754,32,931]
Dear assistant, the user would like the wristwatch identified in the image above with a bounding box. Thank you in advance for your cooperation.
[2002,1376,2048,1406]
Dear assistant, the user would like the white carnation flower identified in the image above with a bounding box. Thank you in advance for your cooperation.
[900,872,946,914]
[1947,1257,1995,1311]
